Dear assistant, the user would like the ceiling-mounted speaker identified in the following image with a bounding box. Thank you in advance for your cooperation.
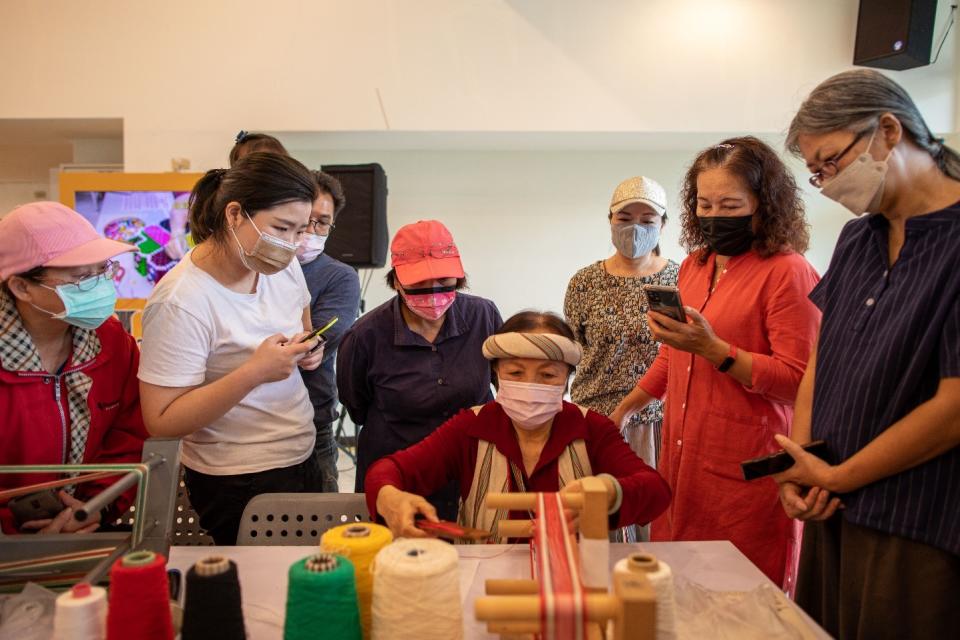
[853,0,938,70]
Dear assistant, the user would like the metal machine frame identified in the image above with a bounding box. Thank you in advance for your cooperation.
[0,438,181,590]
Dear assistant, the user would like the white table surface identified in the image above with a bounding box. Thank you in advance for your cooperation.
[168,541,829,639]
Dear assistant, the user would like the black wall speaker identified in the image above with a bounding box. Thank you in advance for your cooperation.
[320,163,388,268]
[854,0,938,70]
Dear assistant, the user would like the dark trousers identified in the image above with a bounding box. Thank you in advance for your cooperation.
[355,451,460,522]
[312,423,340,493]
[796,514,960,640]
[183,457,314,545]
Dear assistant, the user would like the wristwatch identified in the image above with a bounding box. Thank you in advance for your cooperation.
[716,344,738,373]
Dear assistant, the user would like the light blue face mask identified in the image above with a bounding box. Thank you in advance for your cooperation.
[611,222,660,259]
[34,275,118,330]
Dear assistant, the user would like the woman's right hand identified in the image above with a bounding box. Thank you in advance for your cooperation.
[243,334,316,384]
[375,485,439,538]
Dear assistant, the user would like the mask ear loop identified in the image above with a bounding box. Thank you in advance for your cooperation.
[229,213,258,272]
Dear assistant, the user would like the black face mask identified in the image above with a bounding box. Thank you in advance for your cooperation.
[698,216,755,256]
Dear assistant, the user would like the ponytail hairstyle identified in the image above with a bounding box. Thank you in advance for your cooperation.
[787,69,960,181]
[189,152,317,244]
[679,136,809,263]
[229,131,289,167]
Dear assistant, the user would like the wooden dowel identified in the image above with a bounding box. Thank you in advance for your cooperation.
[488,621,540,634]
[0,471,122,503]
[475,594,618,623]
[485,579,539,595]
[484,492,584,511]
[496,520,534,538]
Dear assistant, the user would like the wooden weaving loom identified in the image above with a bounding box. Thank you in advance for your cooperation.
[474,477,656,640]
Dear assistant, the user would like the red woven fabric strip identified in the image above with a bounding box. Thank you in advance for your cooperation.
[531,493,586,640]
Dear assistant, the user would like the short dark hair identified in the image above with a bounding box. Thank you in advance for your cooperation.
[679,136,809,263]
[496,310,575,341]
[229,131,288,167]
[312,171,346,217]
[189,152,317,244]
[385,268,467,291]
[2,265,46,294]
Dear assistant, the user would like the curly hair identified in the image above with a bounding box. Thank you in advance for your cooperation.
[679,136,809,263]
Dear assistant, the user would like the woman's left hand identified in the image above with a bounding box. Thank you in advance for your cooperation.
[560,475,617,530]
[291,332,325,371]
[647,307,722,358]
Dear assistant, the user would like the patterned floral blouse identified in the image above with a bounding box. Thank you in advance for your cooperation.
[563,259,680,426]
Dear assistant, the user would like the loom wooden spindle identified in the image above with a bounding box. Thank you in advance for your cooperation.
[613,565,657,640]
[475,594,619,623]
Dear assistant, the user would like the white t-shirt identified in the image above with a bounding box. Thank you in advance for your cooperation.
[138,251,315,475]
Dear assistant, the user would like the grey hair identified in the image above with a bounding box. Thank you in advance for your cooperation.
[786,69,960,181]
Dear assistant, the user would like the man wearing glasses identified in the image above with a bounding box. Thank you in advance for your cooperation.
[297,172,361,492]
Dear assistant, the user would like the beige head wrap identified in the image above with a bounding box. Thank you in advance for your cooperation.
[481,332,582,367]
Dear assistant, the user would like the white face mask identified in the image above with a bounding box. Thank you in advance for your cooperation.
[496,379,565,430]
[820,129,891,217]
[297,233,328,264]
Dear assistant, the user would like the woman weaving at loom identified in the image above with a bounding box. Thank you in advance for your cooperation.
[366,311,672,539]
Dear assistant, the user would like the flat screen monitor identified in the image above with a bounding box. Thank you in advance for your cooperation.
[59,172,202,300]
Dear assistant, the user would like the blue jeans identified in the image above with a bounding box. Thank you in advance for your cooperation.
[312,424,340,493]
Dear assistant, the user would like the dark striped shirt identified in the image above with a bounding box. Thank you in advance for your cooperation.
[810,203,960,556]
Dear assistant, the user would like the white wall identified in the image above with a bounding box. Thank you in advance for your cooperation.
[0,182,50,216]
[0,0,954,172]
[297,144,849,320]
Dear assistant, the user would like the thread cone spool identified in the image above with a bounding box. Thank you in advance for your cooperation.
[53,582,107,640]
[614,553,676,640]
[371,538,463,640]
[284,553,361,640]
[320,523,392,639]
[106,550,174,640]
[181,556,246,640]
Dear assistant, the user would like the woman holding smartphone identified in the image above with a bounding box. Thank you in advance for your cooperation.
[138,152,324,544]
[775,70,960,638]
[611,137,820,587]
[563,176,678,541]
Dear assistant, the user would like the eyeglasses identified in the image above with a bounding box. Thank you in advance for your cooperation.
[809,129,872,188]
[36,261,120,292]
[391,244,459,261]
[307,219,336,236]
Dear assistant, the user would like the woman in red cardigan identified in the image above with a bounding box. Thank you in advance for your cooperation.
[611,137,820,587]
[366,311,671,540]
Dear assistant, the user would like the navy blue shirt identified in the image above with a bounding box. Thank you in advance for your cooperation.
[810,204,960,555]
[336,292,503,489]
[298,254,361,427]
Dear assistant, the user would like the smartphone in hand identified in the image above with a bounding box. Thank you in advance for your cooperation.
[740,440,830,481]
[642,285,687,323]
[298,317,339,353]
[9,489,63,527]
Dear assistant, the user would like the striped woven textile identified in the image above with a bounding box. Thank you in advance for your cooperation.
[531,493,586,640]
[482,332,582,367]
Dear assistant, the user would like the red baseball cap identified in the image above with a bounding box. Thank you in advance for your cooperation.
[390,220,465,286]
[0,201,135,280]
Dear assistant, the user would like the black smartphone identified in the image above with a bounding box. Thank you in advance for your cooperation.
[298,316,339,354]
[9,488,63,527]
[740,440,830,481]
[642,285,687,323]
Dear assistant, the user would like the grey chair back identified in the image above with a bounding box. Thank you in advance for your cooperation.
[236,492,371,546]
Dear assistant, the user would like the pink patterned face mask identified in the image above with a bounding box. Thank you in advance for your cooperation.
[400,285,457,321]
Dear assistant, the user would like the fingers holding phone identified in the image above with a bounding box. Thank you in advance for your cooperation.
[292,331,325,370]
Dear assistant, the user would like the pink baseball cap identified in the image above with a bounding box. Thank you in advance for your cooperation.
[0,201,135,280]
[390,220,465,286]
